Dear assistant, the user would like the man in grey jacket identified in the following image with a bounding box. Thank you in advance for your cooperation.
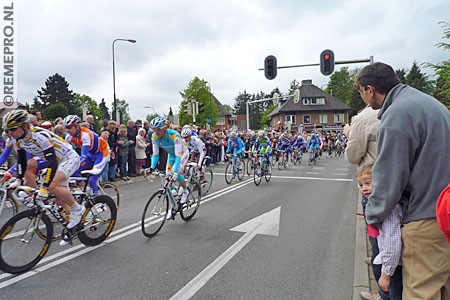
[355,62,450,299]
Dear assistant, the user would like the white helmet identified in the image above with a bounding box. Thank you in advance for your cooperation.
[258,130,265,137]
[181,127,192,138]
[63,115,81,126]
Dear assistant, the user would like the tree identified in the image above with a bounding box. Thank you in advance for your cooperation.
[233,90,252,115]
[325,67,354,106]
[405,61,434,95]
[348,68,366,119]
[179,77,220,126]
[396,69,407,83]
[116,98,130,124]
[73,94,103,130]
[426,22,450,108]
[99,98,110,120]
[43,103,68,120]
[261,104,277,129]
[222,104,234,114]
[37,73,76,113]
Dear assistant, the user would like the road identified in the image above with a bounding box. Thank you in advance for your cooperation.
[0,155,359,300]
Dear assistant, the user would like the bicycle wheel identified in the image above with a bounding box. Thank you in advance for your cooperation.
[35,208,65,241]
[201,168,213,196]
[180,184,201,221]
[99,182,120,211]
[224,161,234,184]
[78,195,117,246]
[0,209,53,274]
[253,163,262,186]
[245,158,253,176]
[308,154,313,166]
[278,157,283,170]
[271,153,276,166]
[264,161,272,182]
[237,160,245,181]
[0,197,19,226]
[141,190,168,238]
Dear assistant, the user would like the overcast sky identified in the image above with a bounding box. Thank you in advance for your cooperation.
[13,0,450,121]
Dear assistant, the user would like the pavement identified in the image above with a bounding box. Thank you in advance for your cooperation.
[111,170,376,299]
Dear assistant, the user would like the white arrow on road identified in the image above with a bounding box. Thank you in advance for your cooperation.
[170,207,281,300]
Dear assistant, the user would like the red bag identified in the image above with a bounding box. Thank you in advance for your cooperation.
[436,183,450,242]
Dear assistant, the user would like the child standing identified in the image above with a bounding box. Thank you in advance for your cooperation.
[117,124,130,181]
[357,164,403,300]
[100,130,111,182]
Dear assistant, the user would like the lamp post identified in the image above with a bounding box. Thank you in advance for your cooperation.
[112,38,136,121]
[205,81,212,128]
[144,106,155,114]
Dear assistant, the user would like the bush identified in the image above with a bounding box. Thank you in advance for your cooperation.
[43,103,68,120]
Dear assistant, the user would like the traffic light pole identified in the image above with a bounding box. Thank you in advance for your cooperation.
[258,56,373,71]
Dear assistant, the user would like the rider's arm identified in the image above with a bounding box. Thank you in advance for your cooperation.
[171,136,183,173]
[0,138,14,166]
[150,134,160,170]
[17,148,27,180]
[42,147,58,188]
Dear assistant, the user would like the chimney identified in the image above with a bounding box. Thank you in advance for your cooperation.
[301,79,312,85]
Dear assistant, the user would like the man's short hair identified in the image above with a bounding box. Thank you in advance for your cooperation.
[354,62,401,95]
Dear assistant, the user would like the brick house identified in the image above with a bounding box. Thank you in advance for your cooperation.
[268,79,351,132]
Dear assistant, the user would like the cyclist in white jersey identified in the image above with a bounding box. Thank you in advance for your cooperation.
[181,127,206,168]
[4,110,85,234]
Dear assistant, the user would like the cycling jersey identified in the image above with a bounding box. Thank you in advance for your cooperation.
[16,127,74,160]
[253,136,272,164]
[226,136,245,156]
[151,128,189,175]
[67,127,109,196]
[277,137,291,153]
[293,137,305,149]
[186,135,206,165]
[15,126,79,185]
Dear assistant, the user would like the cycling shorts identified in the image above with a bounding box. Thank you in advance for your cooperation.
[58,150,81,179]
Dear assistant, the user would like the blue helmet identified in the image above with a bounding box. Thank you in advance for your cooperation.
[150,117,166,129]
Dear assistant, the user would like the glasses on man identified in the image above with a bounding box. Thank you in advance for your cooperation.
[65,125,73,130]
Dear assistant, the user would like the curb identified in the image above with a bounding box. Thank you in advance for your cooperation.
[353,194,370,300]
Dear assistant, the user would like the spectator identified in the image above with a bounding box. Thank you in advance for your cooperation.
[86,115,95,132]
[107,121,118,181]
[100,130,111,182]
[126,120,137,177]
[118,124,130,181]
[356,62,450,299]
[135,128,148,175]
[54,124,67,139]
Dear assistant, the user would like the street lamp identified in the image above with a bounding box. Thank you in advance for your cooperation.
[112,38,136,121]
[144,106,156,114]
[205,81,212,127]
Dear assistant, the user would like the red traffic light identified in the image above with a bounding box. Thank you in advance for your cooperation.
[324,53,330,60]
[267,59,273,65]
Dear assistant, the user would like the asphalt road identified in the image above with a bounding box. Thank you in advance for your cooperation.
[0,155,359,300]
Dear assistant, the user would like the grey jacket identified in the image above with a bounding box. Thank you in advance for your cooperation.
[365,84,450,225]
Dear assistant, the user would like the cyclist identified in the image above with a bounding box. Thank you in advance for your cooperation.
[181,127,207,182]
[226,131,245,178]
[307,132,320,159]
[4,110,85,231]
[63,115,109,197]
[277,133,291,162]
[293,134,305,160]
[252,130,272,172]
[147,117,190,220]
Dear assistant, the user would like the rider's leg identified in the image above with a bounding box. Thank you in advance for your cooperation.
[24,158,39,188]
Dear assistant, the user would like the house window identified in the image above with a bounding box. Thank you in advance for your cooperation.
[302,98,312,105]
[303,115,311,124]
[319,114,327,123]
[285,115,296,124]
[334,113,344,123]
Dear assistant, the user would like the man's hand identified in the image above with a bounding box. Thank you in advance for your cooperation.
[170,172,178,182]
[1,172,12,183]
[378,273,391,292]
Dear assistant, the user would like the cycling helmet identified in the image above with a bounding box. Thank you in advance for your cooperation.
[250,131,255,137]
[4,110,30,130]
[181,127,192,138]
[258,130,265,137]
[63,115,81,126]
[280,133,285,138]
[150,117,166,129]
[230,131,237,138]
[41,121,53,130]
[182,124,191,129]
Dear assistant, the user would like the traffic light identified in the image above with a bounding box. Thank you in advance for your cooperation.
[197,102,205,114]
[184,102,192,115]
[320,49,335,76]
[264,55,277,80]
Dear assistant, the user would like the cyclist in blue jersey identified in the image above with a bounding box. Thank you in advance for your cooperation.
[147,117,190,220]
[293,134,305,159]
[277,133,291,161]
[307,132,320,158]
[226,131,245,177]
[252,130,272,166]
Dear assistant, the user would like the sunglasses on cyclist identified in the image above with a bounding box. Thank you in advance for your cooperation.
[5,128,18,133]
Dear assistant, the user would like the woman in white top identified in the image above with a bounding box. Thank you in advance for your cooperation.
[135,128,149,175]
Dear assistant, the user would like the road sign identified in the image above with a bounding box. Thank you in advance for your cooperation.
[206,118,212,124]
